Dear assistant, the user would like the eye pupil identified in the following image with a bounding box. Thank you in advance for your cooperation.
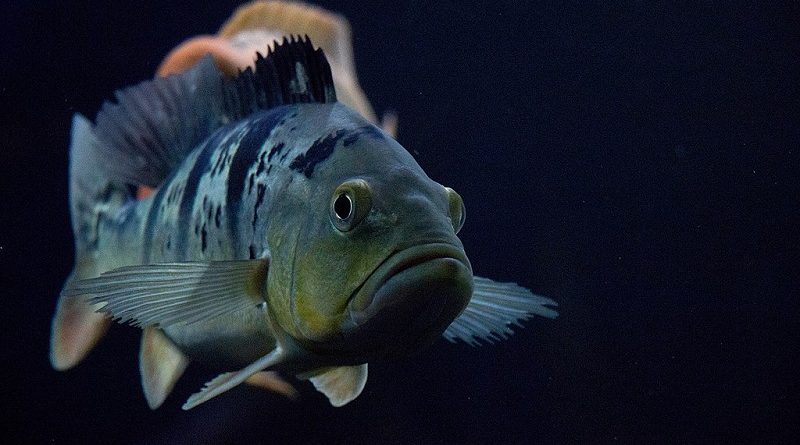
[334,193,352,220]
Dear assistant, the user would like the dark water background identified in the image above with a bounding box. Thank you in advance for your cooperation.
[2,1,797,443]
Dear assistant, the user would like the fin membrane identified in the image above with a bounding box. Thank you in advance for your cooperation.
[245,371,298,400]
[90,36,336,189]
[63,259,269,328]
[50,275,111,370]
[183,347,285,410]
[140,327,189,409]
[443,276,558,346]
[309,364,368,407]
[217,0,378,123]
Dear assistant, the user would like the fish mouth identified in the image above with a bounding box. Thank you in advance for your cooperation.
[343,243,473,358]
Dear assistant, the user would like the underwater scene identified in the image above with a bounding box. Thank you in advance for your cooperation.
[2,1,796,443]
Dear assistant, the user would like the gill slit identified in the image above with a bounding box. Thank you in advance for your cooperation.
[288,219,304,328]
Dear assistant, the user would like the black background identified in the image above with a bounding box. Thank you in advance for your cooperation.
[2,1,797,443]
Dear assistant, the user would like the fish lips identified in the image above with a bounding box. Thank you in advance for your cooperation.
[343,242,473,359]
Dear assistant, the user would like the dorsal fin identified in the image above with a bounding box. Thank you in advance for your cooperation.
[156,1,388,131]
[217,0,377,123]
[91,35,335,188]
[223,35,337,117]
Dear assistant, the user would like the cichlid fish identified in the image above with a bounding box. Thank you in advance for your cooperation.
[49,5,557,411]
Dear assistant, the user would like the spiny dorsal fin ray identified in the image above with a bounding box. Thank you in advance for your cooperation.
[443,277,559,346]
[216,0,377,123]
[62,259,269,328]
[91,35,335,188]
[223,35,336,117]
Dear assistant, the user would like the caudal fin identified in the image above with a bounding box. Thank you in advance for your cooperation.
[50,273,111,370]
[49,116,122,369]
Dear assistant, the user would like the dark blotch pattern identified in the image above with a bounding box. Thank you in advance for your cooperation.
[289,126,384,178]
[175,133,223,259]
[226,109,289,255]
[143,180,170,261]
[256,151,268,176]
[289,129,348,178]
[267,142,285,162]
[252,183,267,229]
[165,182,184,205]
[210,144,233,177]
[343,125,385,147]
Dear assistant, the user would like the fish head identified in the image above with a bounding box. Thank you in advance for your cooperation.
[266,106,473,363]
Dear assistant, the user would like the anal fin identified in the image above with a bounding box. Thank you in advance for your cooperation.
[140,327,189,409]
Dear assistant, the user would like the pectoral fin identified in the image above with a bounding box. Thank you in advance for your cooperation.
[443,277,558,346]
[63,259,269,328]
[183,347,285,410]
[140,327,189,409]
[309,364,368,407]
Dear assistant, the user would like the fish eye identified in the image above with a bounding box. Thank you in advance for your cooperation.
[331,179,372,232]
[445,187,465,234]
[334,193,352,220]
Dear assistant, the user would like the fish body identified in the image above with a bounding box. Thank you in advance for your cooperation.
[50,4,557,411]
[101,102,458,368]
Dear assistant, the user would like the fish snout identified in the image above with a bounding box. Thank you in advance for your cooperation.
[344,243,473,358]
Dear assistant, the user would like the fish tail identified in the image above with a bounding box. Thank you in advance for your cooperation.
[50,115,123,370]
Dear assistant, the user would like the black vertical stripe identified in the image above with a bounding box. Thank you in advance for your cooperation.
[175,131,225,259]
[226,108,290,257]
[142,181,169,263]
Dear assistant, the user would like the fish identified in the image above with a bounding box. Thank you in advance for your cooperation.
[49,2,558,411]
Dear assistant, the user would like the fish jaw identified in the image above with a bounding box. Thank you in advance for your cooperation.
[342,242,474,359]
